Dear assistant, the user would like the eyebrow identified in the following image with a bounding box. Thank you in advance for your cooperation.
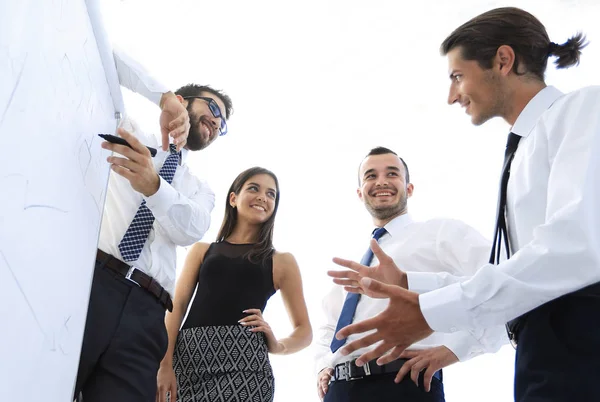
[363,166,401,177]
[247,182,277,193]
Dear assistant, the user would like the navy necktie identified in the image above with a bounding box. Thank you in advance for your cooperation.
[330,226,388,353]
[118,144,180,262]
[489,133,521,265]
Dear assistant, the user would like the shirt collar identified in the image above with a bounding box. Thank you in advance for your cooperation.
[180,148,189,164]
[512,86,564,138]
[381,213,414,238]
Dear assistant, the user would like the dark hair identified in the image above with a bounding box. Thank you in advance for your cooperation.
[216,167,280,264]
[175,84,234,119]
[358,146,410,185]
[440,7,588,81]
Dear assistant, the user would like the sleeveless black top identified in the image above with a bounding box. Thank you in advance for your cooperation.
[181,241,277,328]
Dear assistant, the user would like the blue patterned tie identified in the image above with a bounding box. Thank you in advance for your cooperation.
[118,144,180,262]
[330,226,388,353]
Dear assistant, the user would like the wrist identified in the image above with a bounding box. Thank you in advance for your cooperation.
[400,272,408,289]
[160,357,173,368]
[159,91,175,109]
[142,174,161,197]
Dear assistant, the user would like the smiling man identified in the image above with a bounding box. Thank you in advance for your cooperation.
[75,81,232,402]
[314,147,506,402]
[327,7,600,402]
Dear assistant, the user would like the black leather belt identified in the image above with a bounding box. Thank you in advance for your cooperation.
[332,358,442,382]
[96,249,173,312]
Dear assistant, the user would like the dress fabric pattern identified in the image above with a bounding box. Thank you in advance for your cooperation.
[173,325,274,402]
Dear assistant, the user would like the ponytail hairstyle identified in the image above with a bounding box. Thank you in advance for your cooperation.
[440,7,588,81]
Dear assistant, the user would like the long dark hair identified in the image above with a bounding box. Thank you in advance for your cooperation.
[216,167,280,264]
[440,7,588,81]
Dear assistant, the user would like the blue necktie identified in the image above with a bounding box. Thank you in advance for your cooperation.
[118,144,180,262]
[330,226,388,353]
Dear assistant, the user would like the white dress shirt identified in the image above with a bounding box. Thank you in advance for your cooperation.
[314,214,507,373]
[420,85,600,333]
[97,51,215,297]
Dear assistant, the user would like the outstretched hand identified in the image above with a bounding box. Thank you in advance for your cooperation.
[328,239,408,295]
[335,277,433,366]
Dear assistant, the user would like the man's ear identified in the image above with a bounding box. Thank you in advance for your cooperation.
[495,45,516,76]
[357,187,364,202]
[176,94,185,104]
[406,183,414,198]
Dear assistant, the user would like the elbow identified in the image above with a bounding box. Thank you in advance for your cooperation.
[299,322,314,349]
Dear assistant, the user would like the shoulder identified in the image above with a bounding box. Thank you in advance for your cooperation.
[189,242,213,261]
[273,251,298,267]
[550,85,600,112]
[422,217,485,240]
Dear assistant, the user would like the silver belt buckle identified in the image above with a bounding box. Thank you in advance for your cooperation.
[125,266,141,287]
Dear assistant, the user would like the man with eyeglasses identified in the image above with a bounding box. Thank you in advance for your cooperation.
[75,59,233,401]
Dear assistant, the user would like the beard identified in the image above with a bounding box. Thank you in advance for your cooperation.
[186,109,215,151]
[471,72,507,126]
[364,191,408,221]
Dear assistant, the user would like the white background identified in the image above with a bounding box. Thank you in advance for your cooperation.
[101,1,600,400]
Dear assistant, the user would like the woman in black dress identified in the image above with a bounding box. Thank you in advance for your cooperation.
[156,167,312,402]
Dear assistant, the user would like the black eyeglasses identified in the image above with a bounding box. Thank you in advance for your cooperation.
[182,96,228,136]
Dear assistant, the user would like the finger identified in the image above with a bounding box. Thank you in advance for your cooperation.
[171,382,177,397]
[169,112,189,131]
[394,358,414,384]
[331,277,360,287]
[327,269,361,281]
[360,277,399,299]
[238,314,260,323]
[249,326,270,333]
[422,368,436,392]
[240,319,264,327]
[370,238,394,264]
[111,164,136,181]
[354,341,395,367]
[343,286,363,294]
[335,315,380,341]
[107,156,140,173]
[157,386,164,402]
[398,349,420,360]
[331,257,370,275]
[169,123,187,142]
[102,141,146,164]
[378,344,409,365]
[243,309,262,315]
[410,358,428,386]
[118,128,151,156]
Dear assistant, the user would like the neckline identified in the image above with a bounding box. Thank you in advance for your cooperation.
[222,240,256,246]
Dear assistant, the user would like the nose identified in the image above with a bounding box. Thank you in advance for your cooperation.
[448,84,459,105]
[210,116,221,130]
[375,176,388,186]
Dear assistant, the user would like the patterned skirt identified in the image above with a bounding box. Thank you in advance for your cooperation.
[173,325,274,402]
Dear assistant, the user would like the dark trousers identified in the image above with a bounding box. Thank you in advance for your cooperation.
[324,372,444,402]
[514,282,600,402]
[74,262,168,402]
